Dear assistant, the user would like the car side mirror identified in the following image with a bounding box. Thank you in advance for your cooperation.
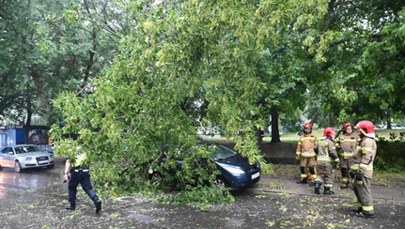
[8,152,14,155]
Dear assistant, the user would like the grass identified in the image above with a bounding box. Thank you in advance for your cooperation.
[373,170,405,185]
[374,129,405,139]
[201,129,405,143]
[264,129,405,143]
[201,130,405,185]
[270,163,405,186]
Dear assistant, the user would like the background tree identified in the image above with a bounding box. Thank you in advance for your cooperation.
[0,0,130,127]
[257,40,308,143]
[303,0,405,128]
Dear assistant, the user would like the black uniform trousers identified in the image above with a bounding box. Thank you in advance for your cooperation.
[68,167,97,203]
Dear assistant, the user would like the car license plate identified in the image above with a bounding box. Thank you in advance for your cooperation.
[251,172,260,180]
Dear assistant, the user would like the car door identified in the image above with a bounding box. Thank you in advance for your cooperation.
[0,148,6,167]
[0,147,13,168]
[0,147,12,167]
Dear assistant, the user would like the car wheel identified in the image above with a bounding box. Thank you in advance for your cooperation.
[14,161,22,173]
[214,177,228,189]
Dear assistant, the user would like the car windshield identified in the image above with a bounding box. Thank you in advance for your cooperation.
[211,145,237,160]
[15,146,39,154]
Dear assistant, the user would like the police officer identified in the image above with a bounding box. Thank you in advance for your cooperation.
[296,122,317,185]
[314,127,339,195]
[335,122,359,189]
[351,120,376,218]
[63,148,102,213]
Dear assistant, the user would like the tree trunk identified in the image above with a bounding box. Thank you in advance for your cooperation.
[25,90,32,141]
[386,111,392,129]
[256,128,263,145]
[329,112,334,127]
[270,109,281,143]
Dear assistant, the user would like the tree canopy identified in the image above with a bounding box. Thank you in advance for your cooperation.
[51,0,332,202]
[0,0,130,125]
[304,0,405,127]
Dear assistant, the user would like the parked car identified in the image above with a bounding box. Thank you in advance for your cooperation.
[0,144,55,172]
[36,144,55,154]
[148,144,261,191]
[392,124,405,130]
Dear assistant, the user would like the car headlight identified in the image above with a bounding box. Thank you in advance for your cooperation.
[251,161,260,168]
[26,157,34,161]
[220,164,245,175]
[49,155,54,159]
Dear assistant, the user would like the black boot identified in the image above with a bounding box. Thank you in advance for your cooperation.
[65,201,76,210]
[340,183,349,189]
[323,187,335,195]
[93,196,102,213]
[362,212,375,219]
[297,178,308,184]
[356,211,375,219]
[314,182,321,194]
[352,207,362,213]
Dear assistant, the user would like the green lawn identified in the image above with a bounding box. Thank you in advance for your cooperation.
[200,129,405,144]
[264,129,405,143]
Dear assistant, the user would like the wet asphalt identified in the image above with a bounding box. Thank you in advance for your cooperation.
[0,158,404,229]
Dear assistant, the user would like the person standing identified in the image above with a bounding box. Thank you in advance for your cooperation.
[314,127,339,195]
[63,148,102,213]
[351,120,377,218]
[296,122,317,185]
[335,122,359,189]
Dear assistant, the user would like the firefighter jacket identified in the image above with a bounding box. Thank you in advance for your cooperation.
[335,132,359,159]
[296,133,317,158]
[351,137,377,179]
[316,137,339,166]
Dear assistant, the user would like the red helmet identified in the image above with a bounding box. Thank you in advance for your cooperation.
[356,120,375,138]
[303,122,313,129]
[343,122,353,129]
[323,127,335,138]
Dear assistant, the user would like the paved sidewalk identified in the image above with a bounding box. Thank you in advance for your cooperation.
[254,176,405,204]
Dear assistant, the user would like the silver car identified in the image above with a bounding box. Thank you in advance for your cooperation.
[0,144,55,172]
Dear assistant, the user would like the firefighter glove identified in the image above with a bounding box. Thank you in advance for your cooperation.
[354,172,364,181]
[334,158,340,169]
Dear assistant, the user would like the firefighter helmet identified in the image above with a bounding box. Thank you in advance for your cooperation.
[343,122,353,129]
[303,122,313,134]
[343,122,354,134]
[356,120,375,138]
[323,127,335,138]
[303,122,313,129]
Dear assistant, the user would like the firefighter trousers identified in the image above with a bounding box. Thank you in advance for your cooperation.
[352,175,374,215]
[339,157,352,184]
[315,163,334,188]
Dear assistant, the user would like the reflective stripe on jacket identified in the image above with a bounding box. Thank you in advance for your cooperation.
[296,134,317,157]
[336,133,359,159]
[316,137,338,165]
[352,137,377,178]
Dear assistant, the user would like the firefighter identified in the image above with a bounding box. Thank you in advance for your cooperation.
[351,120,376,218]
[296,122,317,185]
[335,122,359,189]
[63,148,102,213]
[314,127,339,195]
